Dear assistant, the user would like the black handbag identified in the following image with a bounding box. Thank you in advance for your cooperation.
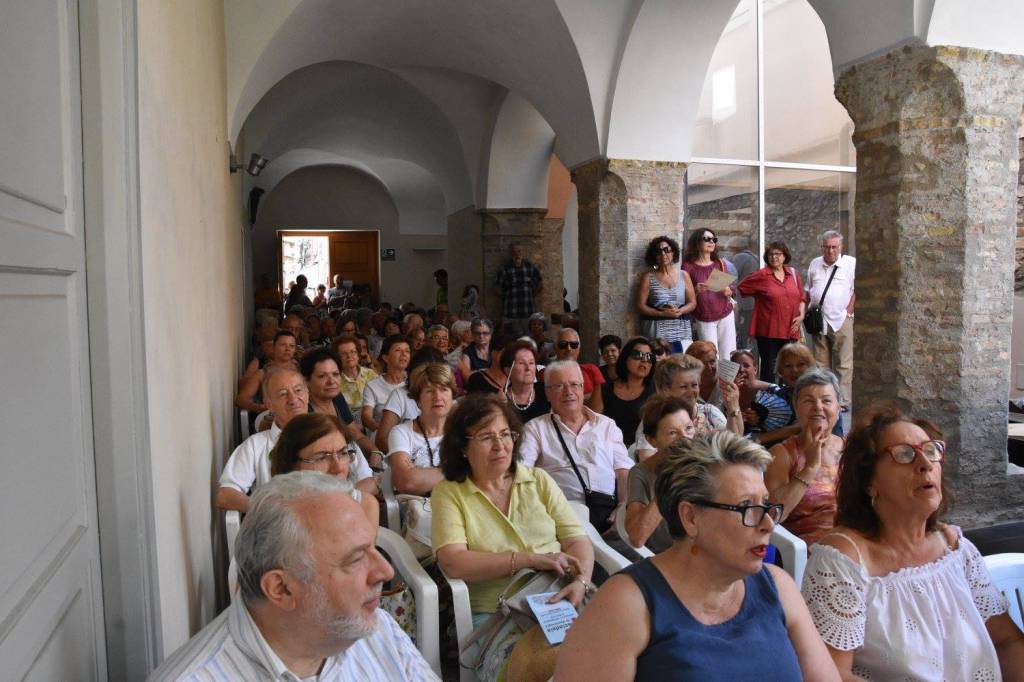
[550,415,618,533]
[804,264,838,336]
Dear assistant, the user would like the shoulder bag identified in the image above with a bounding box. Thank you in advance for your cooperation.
[550,415,617,533]
[804,264,837,336]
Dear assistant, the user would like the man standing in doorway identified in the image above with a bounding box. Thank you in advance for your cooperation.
[496,241,542,337]
[805,229,856,407]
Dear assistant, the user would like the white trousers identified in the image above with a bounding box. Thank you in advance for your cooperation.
[693,310,737,360]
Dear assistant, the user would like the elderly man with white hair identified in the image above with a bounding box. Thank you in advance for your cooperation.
[804,229,856,407]
[151,472,438,680]
[519,360,632,533]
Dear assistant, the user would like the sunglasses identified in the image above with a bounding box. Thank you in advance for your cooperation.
[702,236,719,243]
[657,246,674,254]
[557,340,581,350]
[654,349,668,357]
[629,351,654,362]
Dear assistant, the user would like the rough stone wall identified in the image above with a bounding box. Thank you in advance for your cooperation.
[479,209,564,327]
[572,159,687,361]
[837,45,1024,528]
[1017,134,1024,290]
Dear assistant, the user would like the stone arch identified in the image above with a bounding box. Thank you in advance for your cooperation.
[482,91,556,210]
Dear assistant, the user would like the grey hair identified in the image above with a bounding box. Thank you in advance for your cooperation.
[517,336,539,352]
[450,319,471,336]
[427,324,448,337]
[792,367,843,405]
[543,360,582,386]
[819,229,843,244]
[470,317,493,332]
[557,327,580,341]
[655,432,773,540]
[528,311,548,331]
[236,471,356,605]
[260,366,305,402]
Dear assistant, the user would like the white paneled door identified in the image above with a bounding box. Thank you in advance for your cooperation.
[0,0,107,678]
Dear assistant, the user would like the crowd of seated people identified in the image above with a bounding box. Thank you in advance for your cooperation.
[170,247,1024,682]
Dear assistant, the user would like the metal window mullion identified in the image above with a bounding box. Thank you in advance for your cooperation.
[756,0,766,265]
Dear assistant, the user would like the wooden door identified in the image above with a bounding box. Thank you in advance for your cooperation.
[329,231,380,303]
[0,0,107,678]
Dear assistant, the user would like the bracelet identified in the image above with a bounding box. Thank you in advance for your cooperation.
[728,409,742,419]
[575,576,594,594]
[792,473,812,488]
[510,551,517,575]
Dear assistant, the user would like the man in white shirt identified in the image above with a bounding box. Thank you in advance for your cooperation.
[216,367,374,512]
[519,360,632,532]
[804,230,856,406]
[151,472,438,681]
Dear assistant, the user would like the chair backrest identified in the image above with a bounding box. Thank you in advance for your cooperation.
[225,510,241,602]
[613,503,654,558]
[984,553,1024,631]
[379,466,402,531]
[770,525,807,587]
[239,409,251,441]
[567,501,632,573]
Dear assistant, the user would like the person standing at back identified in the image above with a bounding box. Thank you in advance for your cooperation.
[496,242,542,337]
[683,228,738,359]
[804,229,855,410]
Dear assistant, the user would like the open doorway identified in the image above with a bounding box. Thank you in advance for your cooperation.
[278,230,380,306]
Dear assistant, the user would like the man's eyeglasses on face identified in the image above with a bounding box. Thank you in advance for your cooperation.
[557,341,581,350]
[548,381,585,392]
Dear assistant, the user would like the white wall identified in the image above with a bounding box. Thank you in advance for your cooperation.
[138,0,244,651]
[253,165,446,308]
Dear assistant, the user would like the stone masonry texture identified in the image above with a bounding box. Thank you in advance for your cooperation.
[572,159,687,362]
[837,45,1024,527]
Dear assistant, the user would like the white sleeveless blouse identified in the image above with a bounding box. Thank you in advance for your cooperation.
[802,528,1007,681]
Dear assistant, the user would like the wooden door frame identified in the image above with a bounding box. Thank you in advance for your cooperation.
[276,228,381,300]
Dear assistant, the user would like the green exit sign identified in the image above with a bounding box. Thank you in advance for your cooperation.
[381,248,396,261]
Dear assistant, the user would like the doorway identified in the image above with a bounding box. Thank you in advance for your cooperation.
[278,230,380,305]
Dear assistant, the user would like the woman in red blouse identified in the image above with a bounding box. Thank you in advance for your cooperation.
[737,242,806,382]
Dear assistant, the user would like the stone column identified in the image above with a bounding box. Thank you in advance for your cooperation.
[837,45,1024,527]
[479,209,565,329]
[572,159,687,362]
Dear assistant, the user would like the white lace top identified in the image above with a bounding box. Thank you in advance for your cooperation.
[802,528,1007,681]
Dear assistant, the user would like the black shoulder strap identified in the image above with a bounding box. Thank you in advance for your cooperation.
[818,263,839,306]
[550,414,592,494]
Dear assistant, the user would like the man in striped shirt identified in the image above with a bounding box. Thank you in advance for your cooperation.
[150,472,438,681]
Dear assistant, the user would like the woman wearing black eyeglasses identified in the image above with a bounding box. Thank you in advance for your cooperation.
[683,228,738,360]
[600,337,656,448]
[802,405,1023,680]
[556,431,838,681]
[636,235,696,354]
[269,412,379,526]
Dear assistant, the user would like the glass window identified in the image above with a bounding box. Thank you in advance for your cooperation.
[692,0,758,161]
[764,168,855,276]
[686,164,760,260]
[763,0,856,165]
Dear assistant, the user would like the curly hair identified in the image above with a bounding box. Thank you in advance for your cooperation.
[643,235,681,268]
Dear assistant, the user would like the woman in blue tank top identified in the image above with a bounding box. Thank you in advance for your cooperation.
[554,432,839,681]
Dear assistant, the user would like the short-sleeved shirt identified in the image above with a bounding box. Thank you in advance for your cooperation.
[518,409,632,502]
[737,266,804,340]
[362,375,406,431]
[387,421,443,469]
[805,254,856,333]
[340,366,379,414]
[431,465,586,613]
[382,388,420,422]
[496,259,542,319]
[626,465,673,553]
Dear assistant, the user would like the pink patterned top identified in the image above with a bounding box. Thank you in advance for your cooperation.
[782,435,839,546]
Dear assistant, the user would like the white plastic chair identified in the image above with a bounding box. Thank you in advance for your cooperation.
[567,501,633,573]
[771,525,807,587]
[612,503,655,559]
[984,553,1024,631]
[376,527,442,676]
[239,409,251,441]
[253,409,273,433]
[379,466,402,531]
[225,510,241,603]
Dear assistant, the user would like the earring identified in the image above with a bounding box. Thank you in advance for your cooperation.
[690,542,700,556]
[869,494,877,509]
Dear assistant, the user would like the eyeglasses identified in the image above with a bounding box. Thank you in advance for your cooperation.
[766,252,785,259]
[657,246,673,254]
[557,340,581,350]
[883,440,946,464]
[466,430,519,447]
[629,350,654,362]
[298,448,356,466]
[548,381,585,392]
[702,236,718,243]
[654,349,668,357]
[694,500,784,527]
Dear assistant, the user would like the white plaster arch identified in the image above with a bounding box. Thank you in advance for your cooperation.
[227,0,601,166]
[606,0,740,161]
[240,61,471,214]
[926,0,1024,57]
[483,91,556,209]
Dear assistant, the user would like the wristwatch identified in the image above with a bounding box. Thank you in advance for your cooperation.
[728,409,742,419]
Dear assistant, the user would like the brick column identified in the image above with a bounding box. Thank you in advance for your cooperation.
[479,209,565,328]
[572,159,687,362]
[837,45,1024,527]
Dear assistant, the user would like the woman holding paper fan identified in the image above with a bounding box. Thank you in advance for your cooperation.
[636,236,696,353]
[683,228,738,359]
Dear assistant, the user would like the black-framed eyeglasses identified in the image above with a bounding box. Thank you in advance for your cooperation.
[702,236,719,243]
[693,500,784,527]
[298,448,356,466]
[629,350,654,362]
[657,246,674,254]
[883,440,946,465]
[557,340,581,350]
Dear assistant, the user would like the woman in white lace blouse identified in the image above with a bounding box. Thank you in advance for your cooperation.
[802,406,1024,680]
